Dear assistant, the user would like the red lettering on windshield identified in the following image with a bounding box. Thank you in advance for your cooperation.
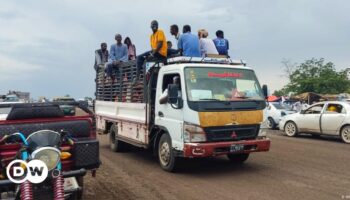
[208,72,242,78]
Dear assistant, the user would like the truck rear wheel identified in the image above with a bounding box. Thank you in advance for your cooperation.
[158,133,178,172]
[227,153,250,163]
[109,125,124,152]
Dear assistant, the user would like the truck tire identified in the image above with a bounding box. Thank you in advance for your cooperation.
[227,153,250,163]
[158,133,178,172]
[109,125,124,152]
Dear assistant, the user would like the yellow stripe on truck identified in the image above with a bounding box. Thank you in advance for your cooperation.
[198,110,263,127]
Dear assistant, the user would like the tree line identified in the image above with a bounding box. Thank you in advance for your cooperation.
[273,58,350,96]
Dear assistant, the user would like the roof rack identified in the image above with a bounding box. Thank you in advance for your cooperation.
[167,56,246,66]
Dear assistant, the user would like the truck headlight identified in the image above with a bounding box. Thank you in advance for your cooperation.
[183,122,206,143]
[32,147,60,171]
[258,119,268,138]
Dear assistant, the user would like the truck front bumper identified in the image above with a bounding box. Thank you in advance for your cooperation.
[183,138,270,158]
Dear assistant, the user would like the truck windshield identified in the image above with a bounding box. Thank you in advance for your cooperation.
[184,67,264,101]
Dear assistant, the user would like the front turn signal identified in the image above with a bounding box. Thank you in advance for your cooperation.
[60,152,72,160]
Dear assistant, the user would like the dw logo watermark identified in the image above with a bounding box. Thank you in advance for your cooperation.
[6,160,48,184]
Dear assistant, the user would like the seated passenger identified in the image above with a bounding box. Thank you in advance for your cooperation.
[198,29,218,57]
[213,30,229,56]
[178,25,201,57]
[170,24,180,41]
[167,41,180,57]
[105,34,128,82]
[136,20,168,79]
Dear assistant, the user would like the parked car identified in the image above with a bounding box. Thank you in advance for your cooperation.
[52,97,76,116]
[279,101,350,143]
[265,102,296,129]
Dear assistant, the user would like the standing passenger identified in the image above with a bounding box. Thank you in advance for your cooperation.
[178,25,201,57]
[213,30,229,56]
[124,37,136,60]
[94,42,109,71]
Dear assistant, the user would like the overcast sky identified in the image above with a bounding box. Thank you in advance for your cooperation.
[0,0,349,99]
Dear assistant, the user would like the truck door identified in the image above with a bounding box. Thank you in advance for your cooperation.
[155,73,184,150]
[321,103,346,135]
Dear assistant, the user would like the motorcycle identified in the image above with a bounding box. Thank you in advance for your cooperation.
[0,130,84,200]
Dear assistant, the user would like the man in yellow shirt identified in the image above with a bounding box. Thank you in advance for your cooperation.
[136,20,167,79]
[150,20,167,58]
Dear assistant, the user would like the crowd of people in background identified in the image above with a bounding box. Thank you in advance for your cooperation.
[94,20,231,81]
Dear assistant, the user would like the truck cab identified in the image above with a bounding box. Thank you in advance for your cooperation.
[95,57,270,171]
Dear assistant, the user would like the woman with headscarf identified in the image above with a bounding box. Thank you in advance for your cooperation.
[124,37,137,60]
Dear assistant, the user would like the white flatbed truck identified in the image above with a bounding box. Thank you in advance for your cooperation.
[95,57,270,171]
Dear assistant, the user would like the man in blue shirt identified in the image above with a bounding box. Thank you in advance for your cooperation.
[105,34,128,82]
[213,30,229,56]
[178,25,201,57]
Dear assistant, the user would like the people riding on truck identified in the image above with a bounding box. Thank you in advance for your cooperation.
[124,37,137,60]
[198,29,219,57]
[213,30,230,56]
[136,20,168,80]
[170,24,180,41]
[94,42,109,71]
[178,25,201,57]
[105,34,128,82]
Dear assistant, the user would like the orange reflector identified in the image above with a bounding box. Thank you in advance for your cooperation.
[60,152,72,160]
[20,163,26,170]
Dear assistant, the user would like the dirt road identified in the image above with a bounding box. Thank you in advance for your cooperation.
[84,130,350,200]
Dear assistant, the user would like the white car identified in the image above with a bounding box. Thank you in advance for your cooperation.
[265,102,296,129]
[279,101,350,143]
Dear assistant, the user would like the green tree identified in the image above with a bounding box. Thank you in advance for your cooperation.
[276,58,350,95]
[273,88,288,96]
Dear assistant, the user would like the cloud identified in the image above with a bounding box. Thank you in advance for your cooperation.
[0,54,43,80]
[0,0,349,97]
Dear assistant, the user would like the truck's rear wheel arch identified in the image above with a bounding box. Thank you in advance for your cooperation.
[105,121,113,134]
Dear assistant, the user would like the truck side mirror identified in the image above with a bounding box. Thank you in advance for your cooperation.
[262,85,268,99]
[168,84,179,104]
[167,84,183,109]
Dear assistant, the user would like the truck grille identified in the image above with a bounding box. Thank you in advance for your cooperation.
[204,125,259,142]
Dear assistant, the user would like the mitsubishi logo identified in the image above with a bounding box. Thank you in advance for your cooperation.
[231,131,237,138]
[231,113,237,121]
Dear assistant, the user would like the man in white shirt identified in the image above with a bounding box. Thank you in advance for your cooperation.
[198,29,218,57]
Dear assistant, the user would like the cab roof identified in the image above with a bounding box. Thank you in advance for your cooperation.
[162,56,253,71]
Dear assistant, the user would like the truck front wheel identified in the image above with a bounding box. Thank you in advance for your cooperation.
[109,125,124,152]
[227,153,250,163]
[158,133,178,172]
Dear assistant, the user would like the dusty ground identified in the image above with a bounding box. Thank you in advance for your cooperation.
[83,130,350,200]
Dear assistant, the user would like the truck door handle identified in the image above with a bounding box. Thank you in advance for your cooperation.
[158,111,164,117]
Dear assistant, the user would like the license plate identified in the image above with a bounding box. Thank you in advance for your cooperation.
[64,177,79,191]
[230,144,244,153]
